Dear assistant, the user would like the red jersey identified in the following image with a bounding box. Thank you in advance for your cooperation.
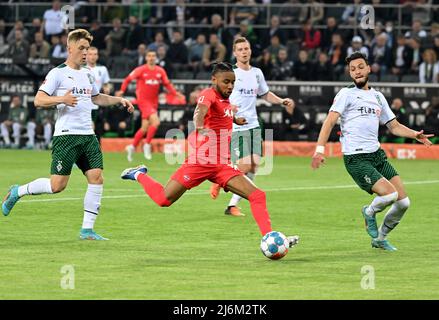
[120,65,176,108]
[187,87,234,165]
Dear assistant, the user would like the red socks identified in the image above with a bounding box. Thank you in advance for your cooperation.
[132,129,145,147]
[137,174,171,207]
[145,126,158,144]
[248,189,272,236]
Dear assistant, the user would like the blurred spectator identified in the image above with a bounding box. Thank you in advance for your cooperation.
[162,0,192,40]
[411,0,432,25]
[369,33,392,77]
[404,19,428,39]
[434,35,439,59]
[42,0,66,40]
[134,43,147,67]
[30,32,51,59]
[419,49,439,83]
[207,14,233,55]
[28,18,43,43]
[0,96,28,148]
[298,20,321,53]
[7,21,30,44]
[157,45,174,76]
[277,0,302,26]
[229,0,259,25]
[202,33,226,70]
[407,36,423,74]
[313,51,334,81]
[328,33,347,79]
[128,0,152,24]
[188,33,206,72]
[425,96,439,138]
[347,36,369,60]
[124,16,145,55]
[255,49,274,80]
[266,34,286,65]
[0,19,8,56]
[34,108,56,149]
[321,17,339,52]
[391,35,413,76]
[167,30,189,68]
[260,15,287,49]
[293,49,313,81]
[104,18,126,57]
[78,0,99,24]
[52,33,68,59]
[103,0,126,23]
[102,106,132,138]
[381,98,409,143]
[372,0,395,24]
[282,105,309,141]
[6,30,29,63]
[90,21,107,51]
[272,48,293,80]
[147,31,168,52]
[299,0,324,25]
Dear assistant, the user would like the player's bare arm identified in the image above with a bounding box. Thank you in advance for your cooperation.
[261,91,295,114]
[193,103,209,131]
[34,89,78,108]
[386,118,434,146]
[91,94,134,113]
[311,111,340,169]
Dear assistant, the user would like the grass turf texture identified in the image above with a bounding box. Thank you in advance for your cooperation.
[0,150,438,299]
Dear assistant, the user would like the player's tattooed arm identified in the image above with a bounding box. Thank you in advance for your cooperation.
[386,119,434,146]
[193,103,209,131]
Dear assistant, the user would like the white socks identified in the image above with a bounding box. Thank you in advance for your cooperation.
[18,178,53,197]
[378,197,410,240]
[365,192,398,216]
[82,184,103,230]
[228,172,255,207]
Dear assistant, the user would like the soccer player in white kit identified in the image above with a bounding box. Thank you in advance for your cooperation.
[1,29,134,240]
[210,37,295,216]
[311,51,433,251]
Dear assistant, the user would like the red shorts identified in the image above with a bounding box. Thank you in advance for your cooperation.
[138,101,158,119]
[171,163,243,190]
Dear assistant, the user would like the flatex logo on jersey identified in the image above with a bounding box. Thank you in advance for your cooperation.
[71,87,92,96]
[357,106,381,117]
[238,88,258,96]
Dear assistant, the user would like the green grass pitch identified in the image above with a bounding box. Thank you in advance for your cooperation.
[0,150,438,299]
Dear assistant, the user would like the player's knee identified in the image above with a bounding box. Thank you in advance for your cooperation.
[51,182,66,194]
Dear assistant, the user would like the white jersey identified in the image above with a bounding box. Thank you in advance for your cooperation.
[230,65,269,131]
[39,63,99,136]
[330,85,396,155]
[88,64,110,110]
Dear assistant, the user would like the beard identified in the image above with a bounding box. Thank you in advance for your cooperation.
[353,76,368,89]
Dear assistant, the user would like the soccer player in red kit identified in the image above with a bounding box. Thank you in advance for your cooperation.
[116,49,184,161]
[120,62,299,246]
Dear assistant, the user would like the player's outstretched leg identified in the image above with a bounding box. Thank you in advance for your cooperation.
[121,165,186,207]
[363,190,398,239]
[225,175,299,248]
[2,178,55,216]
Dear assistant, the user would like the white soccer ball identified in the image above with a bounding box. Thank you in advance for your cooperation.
[260,231,289,260]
